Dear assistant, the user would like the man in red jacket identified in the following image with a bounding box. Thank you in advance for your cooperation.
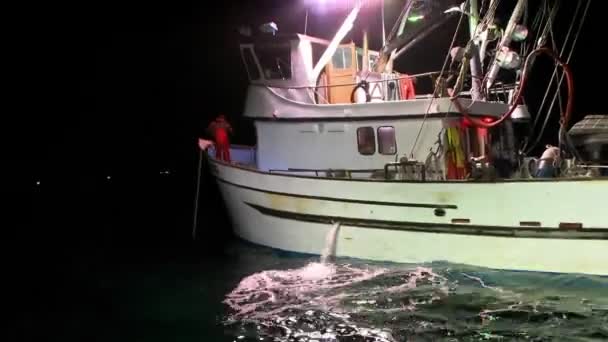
[207,114,233,162]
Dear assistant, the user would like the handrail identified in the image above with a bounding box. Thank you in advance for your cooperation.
[268,167,380,178]
[255,70,443,90]
[269,164,432,181]
[269,168,379,173]
[229,144,256,150]
[284,168,379,172]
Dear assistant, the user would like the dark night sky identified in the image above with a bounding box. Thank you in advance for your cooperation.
[11,0,607,175]
[9,0,608,243]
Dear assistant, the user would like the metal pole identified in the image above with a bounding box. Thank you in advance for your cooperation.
[468,0,479,38]
[363,29,369,71]
[381,0,386,46]
[192,148,203,240]
[468,0,483,100]
[304,9,309,35]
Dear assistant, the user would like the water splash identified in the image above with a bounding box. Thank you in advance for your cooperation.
[222,226,457,341]
[320,221,340,264]
[222,258,608,341]
[223,262,386,320]
[222,259,458,342]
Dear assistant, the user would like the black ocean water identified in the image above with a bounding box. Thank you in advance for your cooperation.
[18,161,608,342]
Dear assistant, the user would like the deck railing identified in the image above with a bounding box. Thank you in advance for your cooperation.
[259,71,444,105]
[384,160,426,181]
[268,168,380,178]
[255,71,515,105]
[268,162,429,181]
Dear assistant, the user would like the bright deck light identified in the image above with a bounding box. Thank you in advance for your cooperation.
[511,24,528,42]
[495,46,521,70]
[444,3,465,14]
[407,15,424,22]
[304,0,381,11]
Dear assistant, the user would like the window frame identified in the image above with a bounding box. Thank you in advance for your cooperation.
[239,45,262,81]
[377,126,397,155]
[356,126,376,155]
[254,42,293,80]
[332,46,353,70]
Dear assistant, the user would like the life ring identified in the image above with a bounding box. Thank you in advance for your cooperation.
[350,80,371,103]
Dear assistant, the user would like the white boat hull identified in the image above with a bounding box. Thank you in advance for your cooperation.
[208,158,608,276]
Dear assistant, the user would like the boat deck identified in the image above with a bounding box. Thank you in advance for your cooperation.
[209,144,426,180]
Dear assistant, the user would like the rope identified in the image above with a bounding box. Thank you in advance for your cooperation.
[191,148,204,240]
[524,0,567,145]
[408,0,469,158]
[480,0,500,30]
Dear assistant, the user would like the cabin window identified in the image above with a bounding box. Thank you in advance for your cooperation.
[241,47,261,80]
[255,43,292,80]
[332,46,352,69]
[369,54,378,71]
[311,42,327,68]
[377,126,397,155]
[357,127,375,155]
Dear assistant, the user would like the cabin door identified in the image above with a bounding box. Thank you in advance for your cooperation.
[325,43,357,104]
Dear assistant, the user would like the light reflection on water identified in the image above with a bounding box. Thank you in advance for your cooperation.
[222,257,608,341]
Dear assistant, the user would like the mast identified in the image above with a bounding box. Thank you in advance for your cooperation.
[468,0,483,100]
[362,29,369,71]
[468,0,479,38]
[304,9,309,35]
[381,0,386,46]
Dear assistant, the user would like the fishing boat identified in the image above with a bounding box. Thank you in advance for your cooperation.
[197,0,607,276]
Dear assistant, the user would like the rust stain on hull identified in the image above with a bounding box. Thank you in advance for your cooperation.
[267,193,314,213]
[435,191,455,203]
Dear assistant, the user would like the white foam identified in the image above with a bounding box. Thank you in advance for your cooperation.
[223,262,386,319]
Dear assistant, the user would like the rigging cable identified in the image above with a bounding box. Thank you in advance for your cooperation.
[524,0,591,154]
[527,0,561,132]
[546,10,566,118]
[450,47,574,131]
[520,0,529,57]
[472,0,502,97]
[408,0,469,158]
[527,0,550,59]
[383,1,413,50]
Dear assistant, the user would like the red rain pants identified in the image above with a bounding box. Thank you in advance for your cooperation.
[214,128,231,162]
